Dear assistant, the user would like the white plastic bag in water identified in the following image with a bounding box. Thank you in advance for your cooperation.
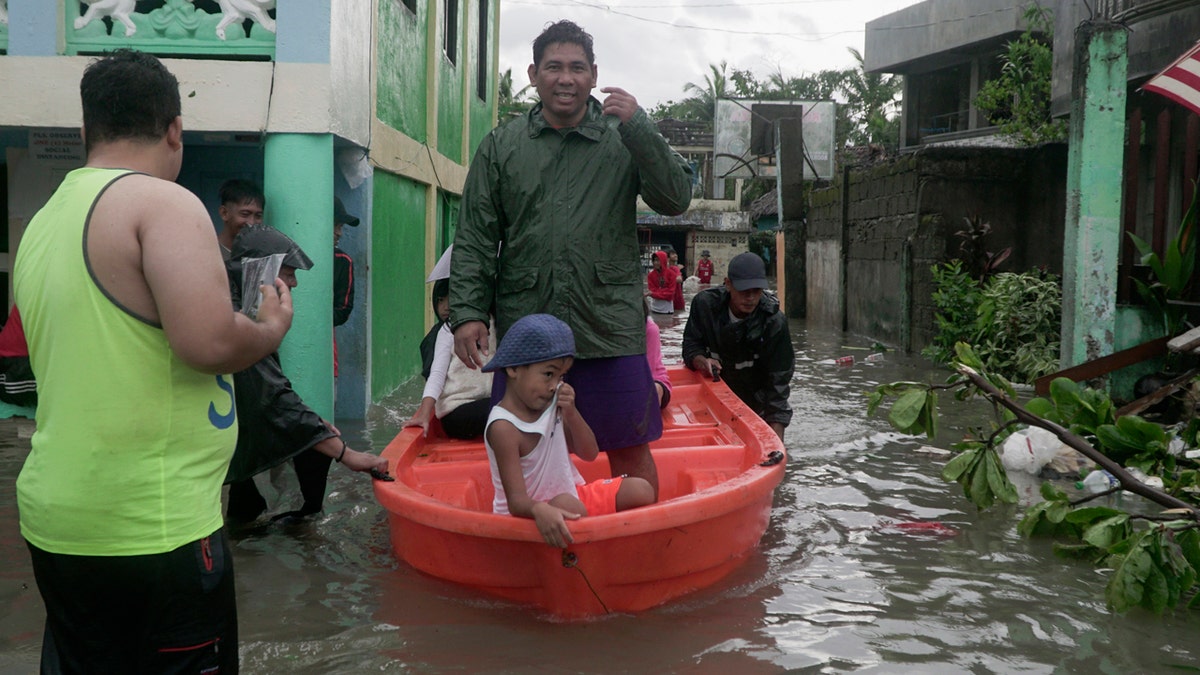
[1000,426,1062,475]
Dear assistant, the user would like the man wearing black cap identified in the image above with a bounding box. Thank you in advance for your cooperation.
[682,251,794,441]
[333,196,359,328]
[224,225,388,523]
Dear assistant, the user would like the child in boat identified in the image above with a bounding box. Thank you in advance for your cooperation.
[482,314,656,548]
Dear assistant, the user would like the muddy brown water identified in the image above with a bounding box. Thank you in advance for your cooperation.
[3,297,1200,673]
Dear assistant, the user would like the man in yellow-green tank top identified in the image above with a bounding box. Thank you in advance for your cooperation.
[13,50,293,674]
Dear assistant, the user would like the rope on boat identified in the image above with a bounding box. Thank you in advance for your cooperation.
[561,550,610,614]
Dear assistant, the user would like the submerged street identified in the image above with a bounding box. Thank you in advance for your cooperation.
[3,306,1200,672]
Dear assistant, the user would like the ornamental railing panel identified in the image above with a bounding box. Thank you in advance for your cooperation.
[1,0,9,52]
[65,0,275,58]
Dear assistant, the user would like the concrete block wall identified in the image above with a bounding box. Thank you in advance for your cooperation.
[807,145,1067,353]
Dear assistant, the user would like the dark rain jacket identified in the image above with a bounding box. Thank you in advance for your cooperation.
[681,286,794,427]
[223,261,333,484]
[449,97,693,358]
[333,247,354,326]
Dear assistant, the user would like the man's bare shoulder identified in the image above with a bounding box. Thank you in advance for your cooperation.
[102,173,207,223]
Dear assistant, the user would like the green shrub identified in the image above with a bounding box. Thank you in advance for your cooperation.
[923,260,981,366]
[975,270,1062,383]
[925,263,1062,384]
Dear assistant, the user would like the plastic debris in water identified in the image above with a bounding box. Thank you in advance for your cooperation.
[879,520,959,537]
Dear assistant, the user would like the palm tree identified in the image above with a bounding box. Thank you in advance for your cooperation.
[680,61,731,128]
[497,68,533,120]
[840,47,902,147]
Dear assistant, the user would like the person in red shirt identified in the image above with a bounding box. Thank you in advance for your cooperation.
[0,305,35,407]
[668,249,686,310]
[645,250,679,314]
[696,249,714,284]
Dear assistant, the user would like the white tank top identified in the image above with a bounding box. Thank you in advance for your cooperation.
[485,394,584,515]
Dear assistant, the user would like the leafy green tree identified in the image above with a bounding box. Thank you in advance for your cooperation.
[497,68,533,121]
[678,61,732,127]
[840,47,901,147]
[974,4,1066,144]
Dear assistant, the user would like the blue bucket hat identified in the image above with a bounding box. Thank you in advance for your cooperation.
[482,314,575,372]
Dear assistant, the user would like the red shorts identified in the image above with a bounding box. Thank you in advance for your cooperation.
[577,476,624,516]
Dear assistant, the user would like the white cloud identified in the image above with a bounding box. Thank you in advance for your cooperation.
[499,0,920,109]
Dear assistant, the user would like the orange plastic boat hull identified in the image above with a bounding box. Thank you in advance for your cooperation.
[374,366,786,619]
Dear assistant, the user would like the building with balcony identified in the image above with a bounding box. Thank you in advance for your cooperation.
[864,0,1038,149]
[0,0,498,420]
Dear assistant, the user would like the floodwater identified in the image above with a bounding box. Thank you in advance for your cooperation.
[5,296,1200,673]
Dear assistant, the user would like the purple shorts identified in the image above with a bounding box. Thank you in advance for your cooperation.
[490,354,663,451]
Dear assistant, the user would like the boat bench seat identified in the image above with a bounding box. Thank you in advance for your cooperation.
[653,445,749,497]
[663,402,719,429]
[421,479,485,510]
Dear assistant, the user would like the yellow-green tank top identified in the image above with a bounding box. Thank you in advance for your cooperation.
[14,167,238,556]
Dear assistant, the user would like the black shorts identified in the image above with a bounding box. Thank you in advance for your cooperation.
[28,529,238,674]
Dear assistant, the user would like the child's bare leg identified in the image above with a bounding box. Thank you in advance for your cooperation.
[549,493,587,517]
[615,477,655,511]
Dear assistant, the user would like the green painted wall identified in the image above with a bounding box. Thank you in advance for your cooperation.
[439,190,460,251]
[371,173,428,398]
[376,0,427,141]
[467,0,497,153]
[436,5,464,164]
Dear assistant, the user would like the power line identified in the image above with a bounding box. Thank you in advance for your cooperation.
[504,1,1028,41]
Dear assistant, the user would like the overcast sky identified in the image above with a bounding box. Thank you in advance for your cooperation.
[497,0,921,109]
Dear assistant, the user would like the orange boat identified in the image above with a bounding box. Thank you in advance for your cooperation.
[373,365,786,619]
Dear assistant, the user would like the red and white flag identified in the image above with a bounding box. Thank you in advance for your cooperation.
[1143,40,1200,115]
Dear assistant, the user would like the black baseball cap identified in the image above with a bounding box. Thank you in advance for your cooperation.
[334,197,359,227]
[727,252,768,291]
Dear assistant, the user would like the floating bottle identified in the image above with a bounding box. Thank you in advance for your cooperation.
[1076,469,1118,493]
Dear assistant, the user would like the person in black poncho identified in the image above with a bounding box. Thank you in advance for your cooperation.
[224,225,389,523]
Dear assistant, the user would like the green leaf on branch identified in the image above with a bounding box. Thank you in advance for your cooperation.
[1096,415,1169,463]
[1081,514,1132,550]
[1105,528,1200,613]
[888,388,928,435]
[1018,483,1075,538]
[942,446,980,482]
[985,449,1018,505]
[1053,542,1104,560]
[954,342,984,370]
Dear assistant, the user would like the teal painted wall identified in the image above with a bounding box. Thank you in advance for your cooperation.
[264,134,335,419]
[371,173,428,399]
[376,0,427,142]
[1062,23,1127,367]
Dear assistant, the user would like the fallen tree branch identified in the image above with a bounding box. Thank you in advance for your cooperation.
[956,364,1200,519]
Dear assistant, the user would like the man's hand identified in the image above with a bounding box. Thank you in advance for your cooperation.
[531,501,579,548]
[341,447,390,476]
[600,87,638,124]
[255,278,294,338]
[691,354,721,381]
[453,320,490,369]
